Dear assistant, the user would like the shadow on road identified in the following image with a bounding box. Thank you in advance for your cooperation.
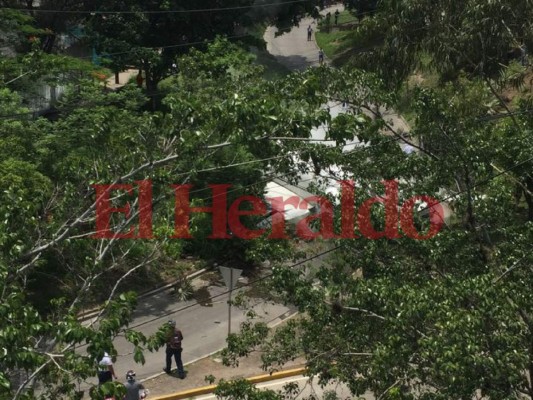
[270,54,316,71]
[193,287,213,307]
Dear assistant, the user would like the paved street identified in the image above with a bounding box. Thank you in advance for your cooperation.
[264,6,336,70]
[264,9,454,224]
[264,6,411,197]
[78,273,294,391]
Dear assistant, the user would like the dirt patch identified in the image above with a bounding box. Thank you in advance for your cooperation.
[500,70,533,106]
[143,348,305,398]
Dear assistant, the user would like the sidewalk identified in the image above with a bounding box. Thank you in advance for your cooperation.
[144,330,305,398]
[77,269,295,394]
[105,69,138,90]
[264,6,341,70]
[264,6,412,151]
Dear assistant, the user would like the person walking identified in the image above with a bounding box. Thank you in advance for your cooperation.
[97,352,117,385]
[307,25,313,41]
[124,370,147,400]
[318,48,324,65]
[163,320,185,378]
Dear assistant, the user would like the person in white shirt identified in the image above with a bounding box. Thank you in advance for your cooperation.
[97,352,117,385]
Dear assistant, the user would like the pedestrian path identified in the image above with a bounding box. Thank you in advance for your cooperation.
[76,271,293,397]
[105,69,138,90]
[264,6,338,70]
[264,6,453,223]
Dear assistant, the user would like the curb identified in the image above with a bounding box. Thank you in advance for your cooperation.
[141,310,299,383]
[78,268,209,322]
[140,348,222,383]
[150,367,307,400]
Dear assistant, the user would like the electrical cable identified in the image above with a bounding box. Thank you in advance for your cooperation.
[69,153,533,342]
[122,151,533,328]
[126,244,342,330]
[1,0,314,15]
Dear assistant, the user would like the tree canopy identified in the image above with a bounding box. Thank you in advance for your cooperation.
[1,1,533,399]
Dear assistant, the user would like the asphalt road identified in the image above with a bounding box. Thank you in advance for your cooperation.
[78,274,294,391]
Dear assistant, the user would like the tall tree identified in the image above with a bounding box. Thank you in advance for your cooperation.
[221,65,533,399]
[346,0,533,85]
[0,39,335,399]
[86,0,320,97]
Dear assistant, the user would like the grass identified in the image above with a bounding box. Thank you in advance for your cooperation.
[250,46,291,81]
[315,10,359,60]
[315,30,352,59]
[318,9,358,27]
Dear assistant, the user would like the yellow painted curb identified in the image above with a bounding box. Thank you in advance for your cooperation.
[247,367,307,385]
[151,366,307,400]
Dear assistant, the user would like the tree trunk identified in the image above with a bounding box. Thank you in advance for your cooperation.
[145,76,159,111]
[525,177,533,222]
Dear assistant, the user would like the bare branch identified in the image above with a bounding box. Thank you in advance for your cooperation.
[377,379,403,400]
[13,360,52,400]
[494,256,529,283]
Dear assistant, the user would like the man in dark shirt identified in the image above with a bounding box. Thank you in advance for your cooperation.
[163,320,185,378]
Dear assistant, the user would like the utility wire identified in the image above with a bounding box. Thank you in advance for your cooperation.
[417,155,533,216]
[1,0,313,14]
[126,244,342,330]
[125,150,533,328]
[72,129,533,334]
[76,153,533,333]
[105,156,533,329]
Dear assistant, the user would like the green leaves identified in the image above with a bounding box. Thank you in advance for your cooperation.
[214,378,284,400]
[222,322,269,367]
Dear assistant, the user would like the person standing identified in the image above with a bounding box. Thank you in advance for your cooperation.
[164,320,185,378]
[124,370,146,400]
[97,352,117,385]
[318,49,325,64]
[307,25,313,41]
[136,70,143,88]
[334,9,340,25]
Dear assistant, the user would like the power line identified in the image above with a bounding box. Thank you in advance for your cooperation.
[476,108,533,122]
[82,154,533,332]
[106,153,533,329]
[120,148,532,328]
[1,0,313,15]
[126,244,342,330]
[78,33,253,60]
[417,155,533,216]
[72,130,533,335]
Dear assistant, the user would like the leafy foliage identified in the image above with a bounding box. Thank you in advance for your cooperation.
[219,64,533,399]
[345,0,533,85]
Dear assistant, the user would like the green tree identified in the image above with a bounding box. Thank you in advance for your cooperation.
[0,39,336,399]
[86,0,321,98]
[220,65,533,399]
[346,0,533,85]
